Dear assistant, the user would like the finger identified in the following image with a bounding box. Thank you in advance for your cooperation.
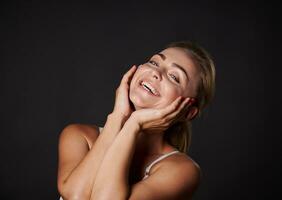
[158,96,183,118]
[178,99,192,119]
[166,97,191,120]
[121,65,137,85]
[176,97,190,114]
[177,98,197,120]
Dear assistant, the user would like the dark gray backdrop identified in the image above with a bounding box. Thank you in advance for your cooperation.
[1,1,280,200]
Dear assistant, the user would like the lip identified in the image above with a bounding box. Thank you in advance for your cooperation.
[138,79,160,97]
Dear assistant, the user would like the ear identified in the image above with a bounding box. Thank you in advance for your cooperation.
[185,106,199,121]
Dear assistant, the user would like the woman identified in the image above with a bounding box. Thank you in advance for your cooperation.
[57,41,216,200]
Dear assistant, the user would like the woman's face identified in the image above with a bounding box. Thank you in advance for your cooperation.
[129,47,201,110]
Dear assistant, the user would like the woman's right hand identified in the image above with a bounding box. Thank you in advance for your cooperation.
[112,65,137,121]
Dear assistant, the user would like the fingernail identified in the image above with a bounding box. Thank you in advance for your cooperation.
[188,99,195,105]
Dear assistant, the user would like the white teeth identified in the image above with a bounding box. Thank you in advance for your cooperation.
[142,84,152,93]
[141,81,158,95]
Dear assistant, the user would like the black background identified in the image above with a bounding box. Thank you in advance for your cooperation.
[1,1,281,199]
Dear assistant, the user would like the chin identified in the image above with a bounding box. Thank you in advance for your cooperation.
[129,93,150,110]
[129,91,167,110]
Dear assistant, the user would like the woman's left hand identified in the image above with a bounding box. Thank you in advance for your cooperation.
[129,96,194,133]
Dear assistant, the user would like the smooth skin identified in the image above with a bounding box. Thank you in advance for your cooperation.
[57,47,202,200]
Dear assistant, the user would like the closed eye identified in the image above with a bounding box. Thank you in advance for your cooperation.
[169,74,180,83]
[148,60,180,83]
[148,60,158,66]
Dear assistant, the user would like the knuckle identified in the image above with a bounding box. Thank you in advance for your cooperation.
[154,111,160,117]
[158,112,164,118]
[171,104,177,111]
[165,118,171,124]
[164,122,169,127]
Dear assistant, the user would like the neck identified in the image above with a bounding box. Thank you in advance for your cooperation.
[132,105,175,158]
[134,130,168,158]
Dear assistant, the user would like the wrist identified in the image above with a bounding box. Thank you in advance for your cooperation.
[123,118,141,135]
[126,113,141,132]
[110,110,127,118]
[108,112,128,126]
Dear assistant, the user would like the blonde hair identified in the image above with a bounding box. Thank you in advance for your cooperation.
[163,41,216,153]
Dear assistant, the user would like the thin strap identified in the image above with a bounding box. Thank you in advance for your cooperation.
[142,150,180,180]
[98,126,103,133]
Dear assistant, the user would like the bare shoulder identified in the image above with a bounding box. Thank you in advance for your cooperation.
[151,152,201,178]
[161,153,202,199]
[59,123,101,149]
[57,123,101,191]
[160,152,202,187]
[129,152,202,200]
[169,152,201,173]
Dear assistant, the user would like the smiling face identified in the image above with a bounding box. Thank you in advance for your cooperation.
[129,47,202,110]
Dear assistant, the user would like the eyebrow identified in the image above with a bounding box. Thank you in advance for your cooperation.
[155,53,190,81]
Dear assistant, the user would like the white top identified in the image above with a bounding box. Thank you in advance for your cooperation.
[99,126,103,133]
[59,127,179,199]
[142,150,180,180]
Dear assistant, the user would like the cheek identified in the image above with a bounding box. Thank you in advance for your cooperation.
[129,65,151,87]
[129,67,143,89]
[161,84,182,106]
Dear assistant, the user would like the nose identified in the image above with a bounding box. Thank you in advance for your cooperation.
[152,69,162,81]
